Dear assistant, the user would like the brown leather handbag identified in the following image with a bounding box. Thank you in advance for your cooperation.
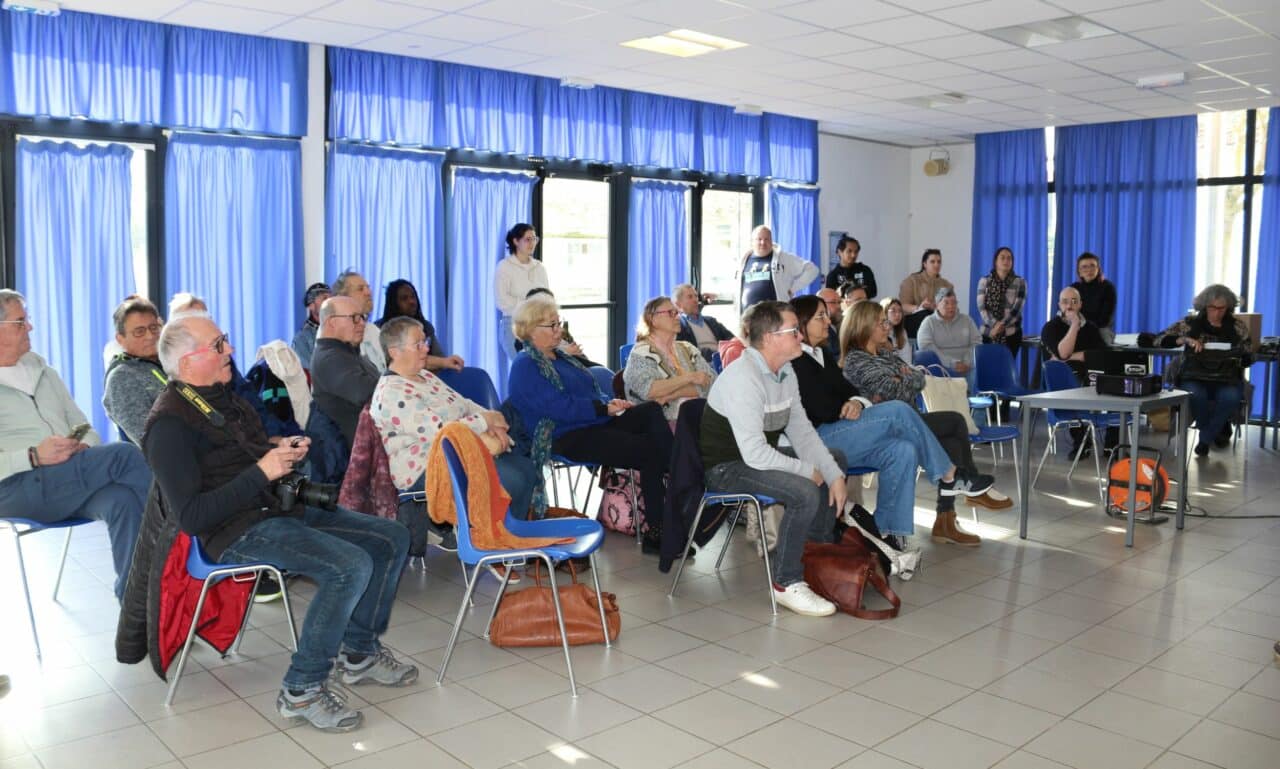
[802,529,902,620]
[488,564,621,647]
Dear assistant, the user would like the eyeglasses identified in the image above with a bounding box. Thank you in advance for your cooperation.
[333,313,367,324]
[180,333,230,361]
[653,309,680,318]
[536,321,563,331]
[0,315,30,326]
[879,319,892,329]
[769,327,801,338]
[394,340,431,352]
[128,323,163,338]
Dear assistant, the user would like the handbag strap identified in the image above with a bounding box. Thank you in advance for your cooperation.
[849,564,902,620]
[530,558,578,586]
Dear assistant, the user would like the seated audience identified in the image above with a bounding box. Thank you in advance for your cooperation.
[839,282,869,314]
[311,296,381,445]
[673,283,733,362]
[333,270,385,372]
[880,297,911,364]
[508,295,673,553]
[516,288,599,366]
[918,287,981,376]
[0,289,149,600]
[975,247,1027,356]
[842,301,1009,533]
[817,287,842,356]
[291,282,330,370]
[371,316,538,518]
[1072,252,1117,344]
[735,225,819,315]
[898,249,954,336]
[1040,286,1106,381]
[825,234,877,298]
[103,296,166,444]
[144,313,413,733]
[623,297,715,421]
[376,279,463,372]
[701,301,844,616]
[1154,284,1252,456]
[790,296,992,548]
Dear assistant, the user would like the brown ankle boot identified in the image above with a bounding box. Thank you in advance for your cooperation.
[931,511,981,546]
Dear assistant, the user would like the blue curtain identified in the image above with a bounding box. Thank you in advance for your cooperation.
[628,180,690,328]
[16,140,135,440]
[1254,108,1280,416]
[165,25,308,137]
[625,92,697,169]
[441,63,536,155]
[165,133,302,367]
[765,114,818,184]
[700,104,763,177]
[0,9,305,134]
[1055,117,1197,334]
[447,168,535,398]
[326,144,445,329]
[768,185,822,293]
[3,10,165,124]
[970,129,1049,330]
[328,48,441,146]
[537,80,624,164]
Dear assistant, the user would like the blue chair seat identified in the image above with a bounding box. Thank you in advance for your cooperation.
[845,466,876,477]
[974,425,1019,443]
[706,492,775,506]
[503,515,606,558]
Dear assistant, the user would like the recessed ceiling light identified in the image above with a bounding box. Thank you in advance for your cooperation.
[622,28,747,58]
[901,92,970,108]
[1135,71,1186,89]
[987,16,1111,48]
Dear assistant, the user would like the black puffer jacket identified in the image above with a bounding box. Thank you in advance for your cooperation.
[115,482,175,678]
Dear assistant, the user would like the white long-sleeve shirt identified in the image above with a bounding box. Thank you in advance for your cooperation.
[494,256,550,316]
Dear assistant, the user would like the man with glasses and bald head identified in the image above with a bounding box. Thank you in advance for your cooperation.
[310,295,381,445]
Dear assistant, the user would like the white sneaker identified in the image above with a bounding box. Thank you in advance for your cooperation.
[894,548,922,581]
[773,581,836,617]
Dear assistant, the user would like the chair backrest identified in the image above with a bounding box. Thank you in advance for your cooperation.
[1041,360,1088,423]
[711,351,723,373]
[913,349,943,369]
[588,365,615,396]
[440,437,483,565]
[436,367,501,410]
[619,343,635,370]
[974,343,1019,393]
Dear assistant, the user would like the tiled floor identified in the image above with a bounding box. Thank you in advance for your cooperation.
[3,428,1280,769]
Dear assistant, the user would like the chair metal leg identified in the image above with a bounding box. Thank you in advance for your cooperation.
[482,563,514,639]
[542,553,578,697]
[53,526,74,601]
[1011,439,1021,493]
[752,499,777,615]
[229,572,264,654]
[437,561,483,684]
[12,529,41,661]
[668,499,707,597]
[1066,424,1090,480]
[550,465,561,507]
[1032,425,1058,488]
[714,502,745,570]
[165,578,215,706]
[272,567,299,650]
[589,553,611,648]
[628,470,641,545]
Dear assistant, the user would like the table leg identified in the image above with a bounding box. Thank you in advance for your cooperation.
[1176,398,1189,530]
[1126,408,1140,547]
[1019,402,1032,539]
[1261,358,1270,449]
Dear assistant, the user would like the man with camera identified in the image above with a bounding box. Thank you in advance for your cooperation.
[143,313,413,733]
[0,289,150,601]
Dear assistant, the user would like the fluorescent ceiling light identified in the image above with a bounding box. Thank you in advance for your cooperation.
[622,28,747,58]
[734,103,763,116]
[1135,71,1186,89]
[987,16,1111,48]
[2,0,60,14]
[559,76,595,90]
[901,92,970,108]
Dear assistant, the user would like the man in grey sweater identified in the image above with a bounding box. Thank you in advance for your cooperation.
[917,287,981,375]
[102,296,167,444]
[700,301,845,617]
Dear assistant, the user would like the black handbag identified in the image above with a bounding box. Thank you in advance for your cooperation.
[1178,350,1244,384]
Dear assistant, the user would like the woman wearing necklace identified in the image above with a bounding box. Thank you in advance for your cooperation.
[975,247,1027,357]
[623,297,716,422]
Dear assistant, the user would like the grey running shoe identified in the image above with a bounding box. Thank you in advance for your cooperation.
[939,469,995,497]
[277,683,362,732]
[337,647,419,687]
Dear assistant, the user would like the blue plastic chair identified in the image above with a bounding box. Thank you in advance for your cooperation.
[711,351,723,373]
[1033,360,1120,499]
[436,436,609,697]
[588,365,615,396]
[0,516,94,660]
[669,492,781,615]
[618,343,635,371]
[973,344,1034,425]
[434,366,501,410]
[165,535,297,705]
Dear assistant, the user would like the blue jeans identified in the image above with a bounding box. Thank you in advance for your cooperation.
[0,443,150,600]
[220,505,409,690]
[816,400,953,536]
[1181,379,1243,447]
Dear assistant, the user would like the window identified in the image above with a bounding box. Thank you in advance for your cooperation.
[1194,109,1265,310]
[698,187,753,330]
[540,177,611,362]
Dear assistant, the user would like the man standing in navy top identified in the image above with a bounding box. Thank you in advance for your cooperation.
[734,226,819,315]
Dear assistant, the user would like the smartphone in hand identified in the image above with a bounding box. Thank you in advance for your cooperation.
[67,423,91,442]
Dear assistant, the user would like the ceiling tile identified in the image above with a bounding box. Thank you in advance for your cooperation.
[857,82,947,98]
[623,0,752,27]
[920,32,1019,58]
[766,30,882,58]
[775,0,911,28]
[355,32,471,58]
[953,48,1058,71]
[1047,0,1148,12]
[887,0,989,11]
[930,0,1067,30]
[1174,36,1280,64]
[161,2,296,35]
[62,0,188,20]
[925,71,1020,90]
[266,16,387,46]
[1133,19,1261,48]
[309,0,442,30]
[390,0,488,10]
[404,13,529,44]
[436,45,546,69]
[695,11,823,42]
[827,46,933,70]
[1082,49,1189,75]
[892,60,981,81]
[1002,62,1100,84]
[1083,0,1221,33]
[197,0,335,13]
[1039,33,1153,61]
[843,15,958,45]
[764,58,861,79]
[463,0,600,25]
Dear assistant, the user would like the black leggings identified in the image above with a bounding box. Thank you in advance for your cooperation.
[552,401,673,530]
[920,410,975,513]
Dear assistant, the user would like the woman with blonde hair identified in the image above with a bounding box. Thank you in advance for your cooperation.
[623,296,715,422]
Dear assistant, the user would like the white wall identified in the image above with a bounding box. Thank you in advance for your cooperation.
[301,43,326,286]
[817,133,910,298]
[908,142,975,309]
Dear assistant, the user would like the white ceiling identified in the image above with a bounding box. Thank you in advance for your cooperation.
[60,0,1280,146]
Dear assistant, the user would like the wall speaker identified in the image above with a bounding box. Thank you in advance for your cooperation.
[923,149,950,177]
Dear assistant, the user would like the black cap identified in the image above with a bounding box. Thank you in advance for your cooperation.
[303,282,330,307]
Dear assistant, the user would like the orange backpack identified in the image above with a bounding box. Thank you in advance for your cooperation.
[1106,446,1168,514]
